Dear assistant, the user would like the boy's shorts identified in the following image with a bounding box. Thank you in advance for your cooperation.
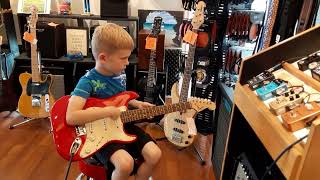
[94,123,155,169]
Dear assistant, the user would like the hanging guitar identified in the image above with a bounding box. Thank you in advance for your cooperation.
[50,91,215,161]
[17,6,55,119]
[137,16,164,106]
[163,1,214,148]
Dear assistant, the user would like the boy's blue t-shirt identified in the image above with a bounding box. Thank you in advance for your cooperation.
[71,68,126,99]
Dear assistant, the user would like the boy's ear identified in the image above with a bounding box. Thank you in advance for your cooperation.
[98,52,109,63]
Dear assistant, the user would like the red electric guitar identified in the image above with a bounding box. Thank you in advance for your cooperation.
[50,91,215,161]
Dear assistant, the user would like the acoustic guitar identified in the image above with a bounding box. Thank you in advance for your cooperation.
[50,91,215,161]
[18,6,55,118]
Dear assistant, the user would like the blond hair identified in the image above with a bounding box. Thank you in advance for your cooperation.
[91,23,134,60]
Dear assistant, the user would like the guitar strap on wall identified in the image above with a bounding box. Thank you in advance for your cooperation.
[296,0,314,34]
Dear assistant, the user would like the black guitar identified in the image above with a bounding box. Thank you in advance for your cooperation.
[137,17,164,105]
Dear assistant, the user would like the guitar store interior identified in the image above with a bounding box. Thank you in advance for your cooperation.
[1,0,320,180]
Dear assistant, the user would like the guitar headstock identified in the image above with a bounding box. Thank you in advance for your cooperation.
[191,1,206,30]
[29,5,38,29]
[151,16,162,36]
[188,97,216,112]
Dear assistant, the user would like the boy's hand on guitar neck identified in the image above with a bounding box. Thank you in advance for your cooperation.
[128,99,155,109]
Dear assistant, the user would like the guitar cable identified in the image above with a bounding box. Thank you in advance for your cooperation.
[261,134,308,180]
[64,139,81,180]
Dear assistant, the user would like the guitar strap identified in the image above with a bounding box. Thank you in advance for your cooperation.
[296,0,314,34]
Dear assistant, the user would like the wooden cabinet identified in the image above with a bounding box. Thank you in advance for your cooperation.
[220,26,320,180]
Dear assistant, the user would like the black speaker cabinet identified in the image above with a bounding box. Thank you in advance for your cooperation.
[100,0,128,17]
[25,21,66,59]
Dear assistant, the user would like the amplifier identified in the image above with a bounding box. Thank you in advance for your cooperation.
[138,29,165,71]
[101,0,128,17]
[25,21,66,59]
[51,75,65,100]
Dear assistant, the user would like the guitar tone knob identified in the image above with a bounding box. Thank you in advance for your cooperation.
[305,103,314,110]
[85,149,91,154]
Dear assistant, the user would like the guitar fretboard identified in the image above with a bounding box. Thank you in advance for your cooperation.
[120,102,191,123]
[30,23,41,83]
[179,29,198,103]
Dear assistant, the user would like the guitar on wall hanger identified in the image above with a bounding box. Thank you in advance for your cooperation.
[137,16,164,106]
[163,1,215,148]
[50,91,215,161]
[18,6,55,119]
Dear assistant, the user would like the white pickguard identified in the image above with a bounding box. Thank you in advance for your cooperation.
[79,106,136,158]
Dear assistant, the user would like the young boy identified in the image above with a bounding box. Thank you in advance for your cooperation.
[66,23,162,180]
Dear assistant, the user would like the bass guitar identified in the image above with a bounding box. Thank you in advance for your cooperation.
[50,91,215,161]
[163,1,209,147]
[18,6,55,118]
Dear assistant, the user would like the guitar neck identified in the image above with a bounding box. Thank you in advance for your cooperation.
[30,28,41,83]
[179,29,198,103]
[146,50,157,88]
[120,102,191,123]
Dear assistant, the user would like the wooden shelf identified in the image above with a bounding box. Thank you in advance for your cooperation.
[234,83,304,178]
[221,25,320,180]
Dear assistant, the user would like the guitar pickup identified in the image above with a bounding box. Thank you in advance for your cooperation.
[75,126,87,136]
[31,94,41,107]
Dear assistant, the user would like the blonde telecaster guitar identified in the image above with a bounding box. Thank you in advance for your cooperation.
[18,6,55,118]
[163,1,213,147]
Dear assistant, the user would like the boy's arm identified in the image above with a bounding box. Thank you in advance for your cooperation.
[128,99,154,109]
[66,95,121,126]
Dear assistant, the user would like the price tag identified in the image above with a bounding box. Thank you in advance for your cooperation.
[186,117,197,135]
[145,36,157,50]
[183,29,198,45]
[23,32,37,45]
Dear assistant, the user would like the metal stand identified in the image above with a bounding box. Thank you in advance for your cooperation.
[154,122,167,141]
[8,116,47,129]
[193,144,206,165]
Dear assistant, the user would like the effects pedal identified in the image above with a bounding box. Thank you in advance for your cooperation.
[307,61,320,70]
[311,66,320,81]
[297,54,320,71]
[269,90,305,115]
[256,80,288,101]
[281,101,320,131]
[247,71,275,90]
